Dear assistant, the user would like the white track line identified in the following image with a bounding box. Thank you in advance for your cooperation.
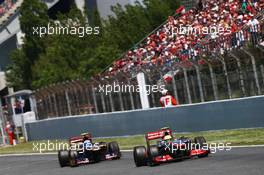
[1,145,264,157]
[230,145,264,148]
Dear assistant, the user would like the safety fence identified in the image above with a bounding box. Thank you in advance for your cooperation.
[26,95,264,140]
[34,12,264,120]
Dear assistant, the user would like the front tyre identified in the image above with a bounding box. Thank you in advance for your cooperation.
[194,136,209,158]
[108,141,121,159]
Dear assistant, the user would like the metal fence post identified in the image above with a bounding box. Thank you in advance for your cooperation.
[117,81,125,111]
[219,56,232,99]
[171,74,179,102]
[190,75,198,101]
[260,65,264,91]
[52,94,59,117]
[208,63,219,100]
[65,90,72,116]
[104,80,115,112]
[127,79,135,110]
[91,85,99,113]
[47,95,53,117]
[100,93,106,113]
[194,65,205,102]
[242,49,261,95]
[230,53,246,96]
[108,91,115,112]
[183,68,192,104]
[21,114,28,142]
[43,98,48,118]
[146,74,156,108]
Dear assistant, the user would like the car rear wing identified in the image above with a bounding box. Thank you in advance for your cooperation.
[145,128,173,141]
[69,133,92,144]
[69,136,83,143]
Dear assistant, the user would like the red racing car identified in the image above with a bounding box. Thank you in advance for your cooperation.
[133,127,210,166]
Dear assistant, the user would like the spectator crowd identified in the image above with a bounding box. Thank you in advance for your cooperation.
[107,0,264,76]
[0,0,17,18]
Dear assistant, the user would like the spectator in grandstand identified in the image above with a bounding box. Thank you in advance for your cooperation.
[0,0,17,18]
[160,89,178,107]
[0,4,5,17]
[106,0,264,76]
[5,121,16,145]
[248,17,260,45]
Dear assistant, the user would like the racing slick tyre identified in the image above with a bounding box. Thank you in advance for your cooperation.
[148,145,160,166]
[194,136,209,158]
[108,141,121,159]
[133,146,148,167]
[58,150,70,167]
[69,150,78,167]
[96,142,107,161]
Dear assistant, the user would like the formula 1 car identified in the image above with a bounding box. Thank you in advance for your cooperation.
[58,133,121,167]
[133,127,210,167]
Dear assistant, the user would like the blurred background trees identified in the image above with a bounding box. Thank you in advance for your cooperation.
[6,0,180,90]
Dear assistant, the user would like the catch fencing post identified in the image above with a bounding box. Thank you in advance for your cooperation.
[117,81,125,111]
[183,68,192,104]
[137,72,150,109]
[127,79,135,110]
[194,65,205,102]
[242,49,261,95]
[100,93,106,113]
[230,53,246,96]
[260,65,264,91]
[105,80,115,112]
[171,72,179,102]
[208,62,219,100]
[65,90,72,116]
[219,56,232,99]
[52,94,59,117]
[143,71,156,107]
[91,85,99,113]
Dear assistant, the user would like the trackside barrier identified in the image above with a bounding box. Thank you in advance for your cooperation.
[26,95,264,141]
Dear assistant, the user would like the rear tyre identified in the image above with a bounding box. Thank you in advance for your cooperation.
[133,146,148,167]
[69,150,78,167]
[148,145,160,166]
[194,136,209,158]
[108,141,121,159]
[58,150,69,167]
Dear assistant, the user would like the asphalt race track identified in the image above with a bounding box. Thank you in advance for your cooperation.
[0,147,264,175]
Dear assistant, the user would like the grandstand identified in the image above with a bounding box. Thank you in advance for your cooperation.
[0,0,22,25]
[33,0,264,119]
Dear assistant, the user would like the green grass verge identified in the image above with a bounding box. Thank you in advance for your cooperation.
[0,128,264,155]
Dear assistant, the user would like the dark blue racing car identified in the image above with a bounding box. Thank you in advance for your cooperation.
[58,133,121,167]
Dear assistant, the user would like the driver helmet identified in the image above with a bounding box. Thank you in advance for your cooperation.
[81,132,92,141]
[163,131,172,141]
